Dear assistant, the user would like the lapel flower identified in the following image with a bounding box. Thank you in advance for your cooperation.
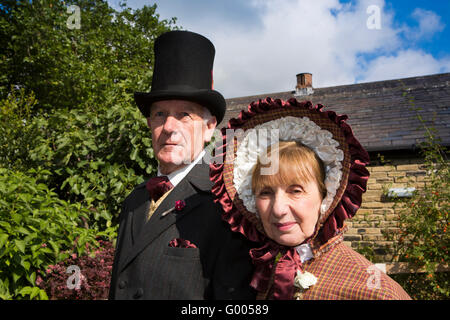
[294,270,317,290]
[175,200,186,211]
[161,200,186,217]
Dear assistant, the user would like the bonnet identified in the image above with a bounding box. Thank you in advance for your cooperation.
[210,97,370,299]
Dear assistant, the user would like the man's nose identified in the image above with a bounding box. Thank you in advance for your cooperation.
[271,191,289,218]
[162,115,179,133]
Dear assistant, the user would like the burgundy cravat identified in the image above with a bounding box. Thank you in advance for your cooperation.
[146,176,174,202]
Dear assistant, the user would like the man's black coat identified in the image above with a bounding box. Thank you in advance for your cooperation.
[109,160,256,299]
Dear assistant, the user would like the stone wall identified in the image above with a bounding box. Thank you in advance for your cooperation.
[344,153,430,262]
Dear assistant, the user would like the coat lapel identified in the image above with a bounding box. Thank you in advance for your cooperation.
[120,161,212,272]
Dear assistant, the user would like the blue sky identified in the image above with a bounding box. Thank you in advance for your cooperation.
[110,0,450,98]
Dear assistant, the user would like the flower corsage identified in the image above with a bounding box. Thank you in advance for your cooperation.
[161,200,186,217]
[293,270,317,299]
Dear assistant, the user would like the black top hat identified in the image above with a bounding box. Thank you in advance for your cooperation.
[134,30,226,123]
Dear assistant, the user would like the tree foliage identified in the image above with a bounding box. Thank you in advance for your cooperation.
[382,92,450,299]
[0,0,177,299]
[0,0,176,112]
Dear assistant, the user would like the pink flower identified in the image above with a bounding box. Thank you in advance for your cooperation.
[36,275,43,286]
[175,200,186,211]
[41,243,47,248]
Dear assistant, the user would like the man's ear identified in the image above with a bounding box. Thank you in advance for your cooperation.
[204,116,217,143]
[146,117,152,129]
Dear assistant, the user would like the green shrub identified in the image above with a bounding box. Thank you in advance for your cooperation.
[0,167,101,299]
[381,90,450,299]
[0,88,152,232]
[391,272,450,300]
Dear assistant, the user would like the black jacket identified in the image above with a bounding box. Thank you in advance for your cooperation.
[109,161,256,299]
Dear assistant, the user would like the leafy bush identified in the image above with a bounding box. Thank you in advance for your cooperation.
[0,1,172,232]
[0,168,101,299]
[384,144,449,298]
[382,92,449,299]
[391,272,450,300]
[0,0,178,299]
[0,86,156,230]
[36,240,114,300]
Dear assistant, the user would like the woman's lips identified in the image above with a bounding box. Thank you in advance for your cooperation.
[274,222,296,231]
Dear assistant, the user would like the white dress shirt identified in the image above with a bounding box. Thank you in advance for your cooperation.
[157,150,206,188]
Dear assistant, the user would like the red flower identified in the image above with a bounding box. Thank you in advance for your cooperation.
[175,200,186,211]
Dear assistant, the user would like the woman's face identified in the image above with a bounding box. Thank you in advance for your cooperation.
[255,177,322,247]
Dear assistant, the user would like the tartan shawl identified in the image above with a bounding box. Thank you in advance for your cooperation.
[299,242,411,300]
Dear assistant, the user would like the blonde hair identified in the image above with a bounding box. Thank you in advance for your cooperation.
[251,141,326,198]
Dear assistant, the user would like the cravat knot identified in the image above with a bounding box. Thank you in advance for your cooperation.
[146,176,174,201]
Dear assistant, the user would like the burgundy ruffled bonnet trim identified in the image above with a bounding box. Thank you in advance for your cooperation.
[209,97,370,299]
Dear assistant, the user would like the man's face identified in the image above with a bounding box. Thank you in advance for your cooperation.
[147,100,217,175]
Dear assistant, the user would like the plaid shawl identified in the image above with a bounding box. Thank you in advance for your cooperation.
[297,242,411,300]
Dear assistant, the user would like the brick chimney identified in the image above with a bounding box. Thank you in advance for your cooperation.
[294,73,314,96]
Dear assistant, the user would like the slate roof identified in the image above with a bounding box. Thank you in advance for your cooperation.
[222,73,450,152]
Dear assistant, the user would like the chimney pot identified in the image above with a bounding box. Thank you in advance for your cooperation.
[294,73,314,96]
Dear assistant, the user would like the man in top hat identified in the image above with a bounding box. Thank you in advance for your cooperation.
[109,31,256,299]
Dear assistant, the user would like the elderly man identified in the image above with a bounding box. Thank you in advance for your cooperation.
[109,31,256,299]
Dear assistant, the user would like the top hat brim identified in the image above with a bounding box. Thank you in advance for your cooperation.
[134,89,226,124]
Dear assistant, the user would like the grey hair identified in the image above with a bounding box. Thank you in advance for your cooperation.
[202,107,214,125]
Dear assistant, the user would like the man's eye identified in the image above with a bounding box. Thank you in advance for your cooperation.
[154,111,165,117]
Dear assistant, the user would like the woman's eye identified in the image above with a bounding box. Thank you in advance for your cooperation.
[290,186,304,194]
[258,189,272,197]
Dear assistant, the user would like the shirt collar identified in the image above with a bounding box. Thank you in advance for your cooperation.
[157,150,206,188]
[296,244,314,263]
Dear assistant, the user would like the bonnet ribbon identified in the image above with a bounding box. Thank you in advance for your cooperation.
[249,242,303,300]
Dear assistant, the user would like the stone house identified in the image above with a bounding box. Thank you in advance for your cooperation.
[221,72,450,262]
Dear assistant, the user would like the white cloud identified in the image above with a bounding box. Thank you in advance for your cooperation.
[210,0,408,97]
[407,8,445,41]
[360,50,450,82]
[121,0,449,98]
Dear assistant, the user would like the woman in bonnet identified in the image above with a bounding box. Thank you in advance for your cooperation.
[210,98,411,300]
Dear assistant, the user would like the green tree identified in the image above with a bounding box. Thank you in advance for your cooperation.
[0,0,179,299]
[0,0,177,227]
[0,0,176,113]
